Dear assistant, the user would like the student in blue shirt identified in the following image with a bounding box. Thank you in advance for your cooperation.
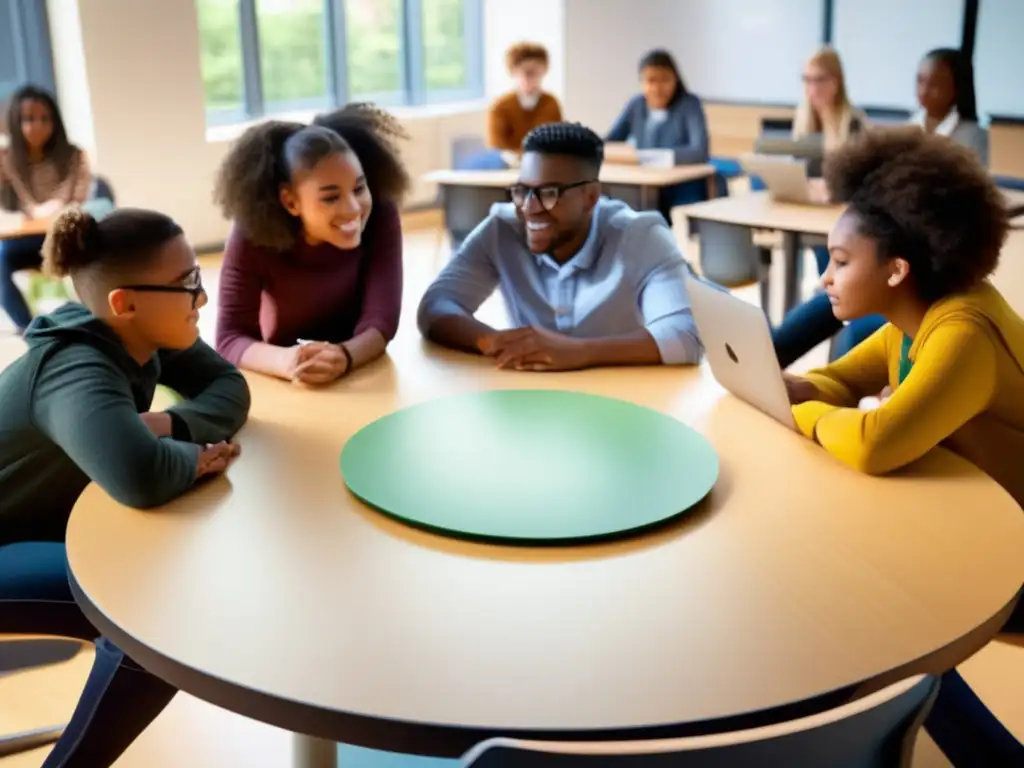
[605,49,714,223]
[418,122,703,370]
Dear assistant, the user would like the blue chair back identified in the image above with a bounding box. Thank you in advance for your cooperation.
[89,175,116,205]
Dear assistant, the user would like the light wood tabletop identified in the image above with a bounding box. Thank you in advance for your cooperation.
[680,192,842,235]
[682,188,1024,235]
[0,215,49,241]
[63,330,1024,756]
[425,162,717,189]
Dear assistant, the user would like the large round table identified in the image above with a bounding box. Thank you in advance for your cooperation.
[66,334,1024,765]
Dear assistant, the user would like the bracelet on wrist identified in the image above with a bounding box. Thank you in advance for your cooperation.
[339,342,353,374]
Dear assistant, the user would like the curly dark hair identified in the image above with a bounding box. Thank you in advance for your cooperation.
[521,122,604,176]
[213,103,410,251]
[824,126,1008,302]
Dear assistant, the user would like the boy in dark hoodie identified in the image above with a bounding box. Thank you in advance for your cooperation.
[0,207,250,766]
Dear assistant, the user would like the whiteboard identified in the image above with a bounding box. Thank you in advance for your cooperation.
[672,0,824,104]
[833,0,964,110]
[974,0,1024,118]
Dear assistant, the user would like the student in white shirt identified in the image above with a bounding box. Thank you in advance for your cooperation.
[911,47,987,164]
[772,46,989,369]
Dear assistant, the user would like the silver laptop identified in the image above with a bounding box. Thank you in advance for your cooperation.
[686,273,796,430]
[739,154,822,205]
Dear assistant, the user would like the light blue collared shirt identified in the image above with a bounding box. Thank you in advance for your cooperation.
[417,197,703,365]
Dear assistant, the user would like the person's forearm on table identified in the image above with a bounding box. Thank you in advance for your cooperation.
[423,313,499,354]
[343,328,388,369]
[577,330,665,367]
[238,341,294,380]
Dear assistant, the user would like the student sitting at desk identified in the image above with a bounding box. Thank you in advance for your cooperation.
[487,42,563,163]
[1,86,95,333]
[215,103,408,385]
[773,47,983,368]
[418,122,703,371]
[0,207,250,766]
[605,49,711,223]
[783,126,1023,766]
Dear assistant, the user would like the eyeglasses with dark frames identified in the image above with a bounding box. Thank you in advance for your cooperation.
[119,266,205,309]
[508,180,598,212]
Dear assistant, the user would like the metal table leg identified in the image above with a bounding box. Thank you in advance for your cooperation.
[293,733,337,768]
[781,231,804,314]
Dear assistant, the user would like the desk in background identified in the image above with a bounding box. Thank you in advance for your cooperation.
[425,163,717,249]
[683,189,1024,318]
[66,332,1024,765]
[0,215,49,241]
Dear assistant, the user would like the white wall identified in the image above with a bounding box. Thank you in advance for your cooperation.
[833,0,963,110]
[974,0,1024,117]
[483,0,565,101]
[562,0,675,136]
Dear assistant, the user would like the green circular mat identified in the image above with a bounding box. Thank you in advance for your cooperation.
[341,390,719,543]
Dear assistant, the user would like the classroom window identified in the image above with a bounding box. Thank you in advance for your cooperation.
[256,0,331,109]
[195,0,483,124]
[344,0,404,102]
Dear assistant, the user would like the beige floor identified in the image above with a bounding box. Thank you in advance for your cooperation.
[2,210,1023,766]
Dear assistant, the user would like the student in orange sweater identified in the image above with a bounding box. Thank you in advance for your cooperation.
[487,43,563,157]
[784,127,1024,765]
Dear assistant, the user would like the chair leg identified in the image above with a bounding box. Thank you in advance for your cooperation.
[757,246,773,319]
[0,724,65,758]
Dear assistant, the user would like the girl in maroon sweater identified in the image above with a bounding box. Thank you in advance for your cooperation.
[213,104,409,384]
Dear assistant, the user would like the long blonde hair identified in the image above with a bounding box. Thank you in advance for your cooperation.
[793,47,861,151]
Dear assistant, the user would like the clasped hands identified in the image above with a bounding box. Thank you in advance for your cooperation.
[478,326,591,372]
[287,341,351,385]
[139,412,240,480]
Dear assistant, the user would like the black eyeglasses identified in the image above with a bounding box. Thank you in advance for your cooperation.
[508,180,597,212]
[120,266,205,309]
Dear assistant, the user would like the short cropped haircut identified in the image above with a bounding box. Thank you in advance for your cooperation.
[521,122,604,177]
[825,127,1008,302]
[506,42,549,72]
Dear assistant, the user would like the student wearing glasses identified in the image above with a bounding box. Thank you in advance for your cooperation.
[0,207,250,766]
[772,47,984,369]
[214,103,408,385]
[417,122,703,371]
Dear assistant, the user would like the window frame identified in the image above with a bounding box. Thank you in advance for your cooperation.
[200,0,484,125]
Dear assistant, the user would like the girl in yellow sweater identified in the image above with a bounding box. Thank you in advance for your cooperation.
[785,126,1023,765]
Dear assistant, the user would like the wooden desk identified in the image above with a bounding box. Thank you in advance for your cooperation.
[683,189,1024,315]
[0,216,48,241]
[65,332,1024,764]
[425,163,717,245]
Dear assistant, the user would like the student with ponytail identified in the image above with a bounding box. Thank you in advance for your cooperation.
[0,207,250,766]
[214,103,410,384]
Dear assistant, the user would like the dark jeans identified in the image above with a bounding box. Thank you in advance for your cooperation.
[0,542,177,767]
[925,601,1024,766]
[771,245,886,368]
[0,234,45,331]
